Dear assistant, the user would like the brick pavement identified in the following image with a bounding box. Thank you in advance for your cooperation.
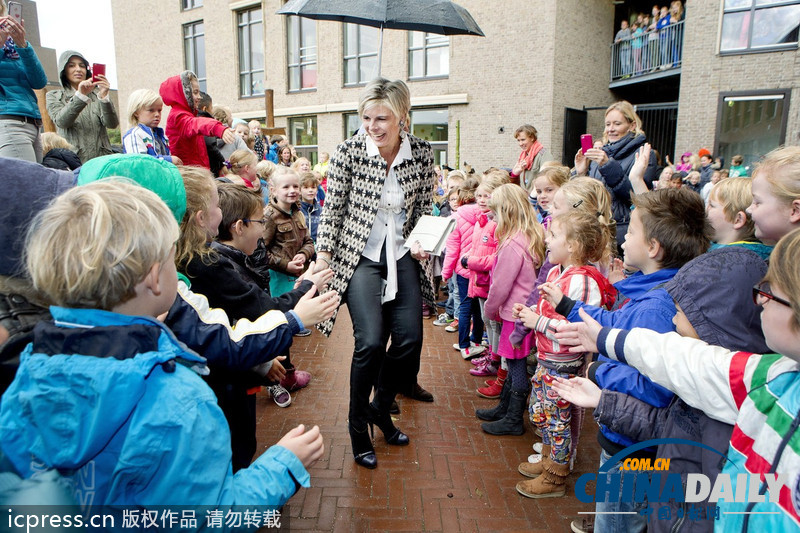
[255,306,598,532]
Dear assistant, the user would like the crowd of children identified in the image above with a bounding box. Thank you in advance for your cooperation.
[2,64,800,532]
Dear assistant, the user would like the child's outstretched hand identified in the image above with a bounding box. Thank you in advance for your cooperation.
[518,306,539,329]
[539,282,564,306]
[286,255,305,275]
[550,376,601,409]
[607,258,626,284]
[276,424,324,469]
[266,356,287,382]
[296,262,334,291]
[222,128,236,144]
[554,307,602,353]
[511,303,525,319]
[293,286,340,326]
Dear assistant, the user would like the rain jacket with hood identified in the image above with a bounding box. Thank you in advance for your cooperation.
[160,71,228,169]
[0,307,309,509]
[593,247,770,533]
[45,51,118,163]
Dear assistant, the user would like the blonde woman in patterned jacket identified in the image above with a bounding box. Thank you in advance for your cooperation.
[315,78,436,469]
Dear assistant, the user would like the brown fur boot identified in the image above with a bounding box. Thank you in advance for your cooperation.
[515,460,569,498]
[517,445,552,478]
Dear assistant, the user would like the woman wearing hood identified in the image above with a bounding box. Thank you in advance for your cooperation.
[45,50,118,163]
[159,70,235,169]
[573,101,658,247]
[0,2,48,163]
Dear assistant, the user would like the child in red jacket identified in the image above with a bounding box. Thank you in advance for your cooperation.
[160,71,235,169]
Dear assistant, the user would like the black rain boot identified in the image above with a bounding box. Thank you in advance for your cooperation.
[475,378,511,421]
[480,388,527,436]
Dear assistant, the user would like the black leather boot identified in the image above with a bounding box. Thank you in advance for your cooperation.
[368,404,409,445]
[480,388,527,436]
[349,423,377,469]
[475,378,511,421]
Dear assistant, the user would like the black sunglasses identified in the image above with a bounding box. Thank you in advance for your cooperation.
[752,281,791,308]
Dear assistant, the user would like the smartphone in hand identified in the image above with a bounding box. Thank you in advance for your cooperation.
[91,63,106,83]
[580,134,594,155]
[7,1,22,23]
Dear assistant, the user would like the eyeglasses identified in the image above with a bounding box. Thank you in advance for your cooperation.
[752,281,791,308]
[243,218,267,226]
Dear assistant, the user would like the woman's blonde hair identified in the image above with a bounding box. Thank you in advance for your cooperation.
[489,184,546,264]
[534,165,570,189]
[291,157,312,172]
[357,77,411,125]
[551,210,610,266]
[41,132,74,153]
[763,227,800,331]
[25,179,178,310]
[559,177,617,266]
[126,88,163,125]
[752,146,800,206]
[603,101,645,144]
[514,124,538,142]
[709,177,756,239]
[221,149,258,177]
[176,166,218,271]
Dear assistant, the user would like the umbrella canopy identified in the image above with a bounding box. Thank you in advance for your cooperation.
[276,0,485,37]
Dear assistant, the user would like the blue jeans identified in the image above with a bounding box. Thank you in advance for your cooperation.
[0,119,42,163]
[445,276,460,317]
[456,274,483,349]
[594,449,649,533]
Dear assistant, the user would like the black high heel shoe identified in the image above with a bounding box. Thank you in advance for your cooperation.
[368,404,410,446]
[349,423,377,469]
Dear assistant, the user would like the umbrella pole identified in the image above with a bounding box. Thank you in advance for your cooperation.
[377,24,384,77]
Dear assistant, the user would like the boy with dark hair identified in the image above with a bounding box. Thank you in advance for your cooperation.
[299,171,322,244]
[542,187,710,533]
[698,147,715,186]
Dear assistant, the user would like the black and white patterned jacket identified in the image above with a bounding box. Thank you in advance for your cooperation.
[316,132,436,336]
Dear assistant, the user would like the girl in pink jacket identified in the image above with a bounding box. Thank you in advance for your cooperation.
[441,177,485,360]
[476,185,545,438]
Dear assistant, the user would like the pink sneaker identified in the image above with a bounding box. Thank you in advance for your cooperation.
[470,353,492,366]
[281,369,312,392]
[469,361,498,377]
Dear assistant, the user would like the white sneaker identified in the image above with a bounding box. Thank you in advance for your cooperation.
[267,384,292,408]
[453,341,481,351]
[532,442,544,453]
[527,453,543,463]
[460,345,486,359]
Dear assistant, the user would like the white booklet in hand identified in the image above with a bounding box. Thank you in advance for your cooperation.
[404,215,456,256]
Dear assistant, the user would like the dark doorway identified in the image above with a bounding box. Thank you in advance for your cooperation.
[635,102,678,164]
[563,107,588,166]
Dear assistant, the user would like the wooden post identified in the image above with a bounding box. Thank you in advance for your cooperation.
[265,89,275,128]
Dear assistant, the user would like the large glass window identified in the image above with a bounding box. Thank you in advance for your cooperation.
[717,92,789,171]
[289,116,318,164]
[183,21,206,92]
[238,8,264,97]
[287,16,317,91]
[408,32,449,79]
[344,112,361,139]
[411,108,448,166]
[182,0,202,10]
[721,0,800,52]
[344,23,379,86]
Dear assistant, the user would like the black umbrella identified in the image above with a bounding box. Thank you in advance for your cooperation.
[276,0,484,74]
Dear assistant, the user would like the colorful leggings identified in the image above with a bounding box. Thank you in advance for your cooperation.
[530,364,576,465]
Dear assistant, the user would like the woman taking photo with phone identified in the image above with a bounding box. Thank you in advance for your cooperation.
[0,1,47,163]
[573,100,658,247]
[46,50,118,163]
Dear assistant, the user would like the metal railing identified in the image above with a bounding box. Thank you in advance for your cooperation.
[610,20,684,82]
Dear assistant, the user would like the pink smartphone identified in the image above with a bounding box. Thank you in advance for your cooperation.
[91,63,106,83]
[580,134,594,154]
[7,1,22,23]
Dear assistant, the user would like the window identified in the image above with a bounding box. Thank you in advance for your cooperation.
[408,32,449,79]
[182,0,202,10]
[716,91,789,171]
[721,0,800,52]
[183,21,206,92]
[238,8,264,97]
[344,23,379,86]
[410,108,448,166]
[344,112,361,139]
[287,16,317,91]
[289,116,318,164]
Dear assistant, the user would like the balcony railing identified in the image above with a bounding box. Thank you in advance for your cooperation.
[610,20,684,82]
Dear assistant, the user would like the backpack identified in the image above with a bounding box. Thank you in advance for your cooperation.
[571,266,617,311]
